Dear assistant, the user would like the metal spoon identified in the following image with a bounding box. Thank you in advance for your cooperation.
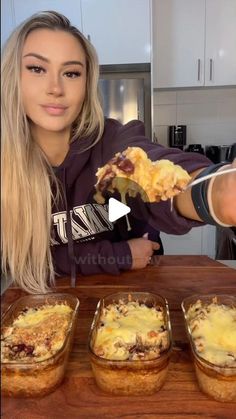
[184,167,236,190]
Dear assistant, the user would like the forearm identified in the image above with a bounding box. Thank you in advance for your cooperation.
[210,161,236,225]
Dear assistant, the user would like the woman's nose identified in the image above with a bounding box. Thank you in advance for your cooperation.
[46,74,64,96]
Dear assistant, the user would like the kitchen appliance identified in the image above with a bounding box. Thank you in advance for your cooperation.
[185,144,205,154]
[228,142,236,162]
[205,144,236,163]
[215,227,236,260]
[99,64,151,139]
[168,125,186,150]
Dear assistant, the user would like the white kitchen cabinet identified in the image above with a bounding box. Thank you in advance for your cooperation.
[2,0,150,65]
[1,0,14,47]
[81,0,151,64]
[205,0,236,86]
[4,1,82,35]
[153,0,236,88]
[153,0,205,88]
[160,225,216,257]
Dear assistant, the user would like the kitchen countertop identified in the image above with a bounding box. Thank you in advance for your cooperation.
[217,259,236,269]
[1,256,236,419]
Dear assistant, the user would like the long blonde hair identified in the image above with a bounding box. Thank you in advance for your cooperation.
[1,11,104,293]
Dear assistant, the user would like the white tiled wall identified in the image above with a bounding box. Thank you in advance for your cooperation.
[153,87,236,148]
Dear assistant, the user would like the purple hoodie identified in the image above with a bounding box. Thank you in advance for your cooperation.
[52,118,211,279]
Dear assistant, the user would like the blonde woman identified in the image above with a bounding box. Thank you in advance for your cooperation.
[1,11,236,294]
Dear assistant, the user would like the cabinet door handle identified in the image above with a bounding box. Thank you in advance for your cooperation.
[209,58,213,81]
[87,34,91,42]
[197,59,201,81]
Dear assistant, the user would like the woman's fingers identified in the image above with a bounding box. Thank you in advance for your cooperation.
[142,233,160,251]
[127,237,160,269]
[151,241,160,251]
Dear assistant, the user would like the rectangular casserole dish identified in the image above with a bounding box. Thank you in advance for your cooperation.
[1,293,79,397]
[182,294,236,402]
[88,291,172,395]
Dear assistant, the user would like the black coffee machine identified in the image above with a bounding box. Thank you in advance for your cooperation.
[205,143,236,163]
[227,142,236,162]
[168,125,186,150]
[185,143,205,154]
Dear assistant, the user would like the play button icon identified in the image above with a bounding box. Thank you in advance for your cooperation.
[108,197,131,222]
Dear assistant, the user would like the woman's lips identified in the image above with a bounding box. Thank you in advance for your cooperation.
[41,105,67,116]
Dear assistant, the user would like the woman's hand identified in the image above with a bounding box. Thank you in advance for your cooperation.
[211,159,236,226]
[127,236,160,270]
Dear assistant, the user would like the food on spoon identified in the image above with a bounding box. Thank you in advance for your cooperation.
[94,147,191,204]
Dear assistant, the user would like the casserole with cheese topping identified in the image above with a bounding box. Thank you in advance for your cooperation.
[1,293,79,397]
[1,304,73,363]
[93,299,168,361]
[89,292,172,395]
[182,295,236,402]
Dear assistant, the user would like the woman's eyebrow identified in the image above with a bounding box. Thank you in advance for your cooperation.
[23,53,84,66]
[23,53,50,62]
[63,60,84,67]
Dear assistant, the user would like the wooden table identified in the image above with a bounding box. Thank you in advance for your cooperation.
[1,256,236,419]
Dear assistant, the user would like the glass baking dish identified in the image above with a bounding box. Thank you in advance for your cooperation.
[182,294,236,402]
[1,293,79,397]
[88,292,172,395]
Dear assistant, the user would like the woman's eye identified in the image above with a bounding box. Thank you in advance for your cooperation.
[26,65,45,74]
[64,71,81,79]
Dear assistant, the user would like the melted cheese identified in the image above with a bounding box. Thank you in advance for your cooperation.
[94,302,166,361]
[1,304,73,363]
[14,305,72,327]
[95,146,191,204]
[188,301,236,367]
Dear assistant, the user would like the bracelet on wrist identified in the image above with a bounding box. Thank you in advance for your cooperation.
[191,163,232,227]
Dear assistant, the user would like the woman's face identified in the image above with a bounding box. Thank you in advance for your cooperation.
[21,29,87,135]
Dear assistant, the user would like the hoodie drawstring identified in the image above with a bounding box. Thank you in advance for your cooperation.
[63,168,77,287]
